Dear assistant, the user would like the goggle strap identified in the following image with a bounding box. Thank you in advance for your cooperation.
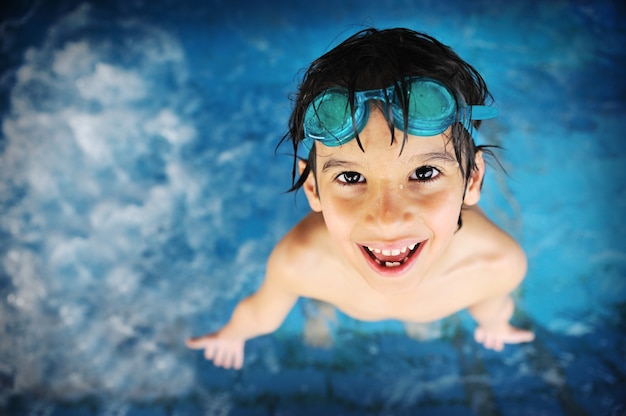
[466,105,499,120]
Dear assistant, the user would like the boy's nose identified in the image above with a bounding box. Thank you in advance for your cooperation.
[364,183,415,230]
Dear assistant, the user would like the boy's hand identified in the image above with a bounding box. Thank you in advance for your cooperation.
[474,324,535,351]
[186,333,245,370]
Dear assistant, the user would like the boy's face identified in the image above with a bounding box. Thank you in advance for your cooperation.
[303,108,483,294]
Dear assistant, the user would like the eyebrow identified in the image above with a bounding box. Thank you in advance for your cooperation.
[321,151,457,172]
[411,151,458,164]
[321,158,356,172]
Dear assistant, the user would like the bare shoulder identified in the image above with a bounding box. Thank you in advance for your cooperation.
[455,205,528,293]
[265,212,332,292]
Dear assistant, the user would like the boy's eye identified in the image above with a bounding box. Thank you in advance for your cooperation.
[337,171,365,184]
[411,166,441,181]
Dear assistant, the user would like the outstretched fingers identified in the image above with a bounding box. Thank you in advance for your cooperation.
[505,328,535,344]
[215,348,244,370]
[475,328,503,351]
[185,336,211,350]
[186,334,245,370]
[212,344,244,369]
[474,325,535,351]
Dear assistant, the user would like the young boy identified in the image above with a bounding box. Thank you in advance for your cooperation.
[187,28,535,370]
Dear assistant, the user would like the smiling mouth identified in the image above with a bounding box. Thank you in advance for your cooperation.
[363,243,421,268]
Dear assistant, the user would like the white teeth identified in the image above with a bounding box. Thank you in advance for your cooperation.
[366,243,422,268]
[367,244,418,255]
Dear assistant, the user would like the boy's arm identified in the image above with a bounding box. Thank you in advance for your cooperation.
[186,248,300,369]
[467,240,534,351]
[468,294,534,351]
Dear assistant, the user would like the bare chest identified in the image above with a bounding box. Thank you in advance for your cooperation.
[305,273,475,324]
[333,290,466,323]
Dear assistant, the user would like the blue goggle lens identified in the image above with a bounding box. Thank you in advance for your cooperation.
[304,89,363,143]
[302,77,497,150]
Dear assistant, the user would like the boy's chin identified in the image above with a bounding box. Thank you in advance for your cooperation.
[361,275,423,295]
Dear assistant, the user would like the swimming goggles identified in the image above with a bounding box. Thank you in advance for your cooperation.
[302,77,498,151]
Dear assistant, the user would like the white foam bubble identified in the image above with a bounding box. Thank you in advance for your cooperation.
[0,4,204,400]
[76,63,147,104]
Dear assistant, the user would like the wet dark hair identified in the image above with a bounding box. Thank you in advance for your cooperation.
[278,27,496,195]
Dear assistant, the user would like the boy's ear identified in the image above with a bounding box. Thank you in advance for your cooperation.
[299,159,322,212]
[463,150,485,206]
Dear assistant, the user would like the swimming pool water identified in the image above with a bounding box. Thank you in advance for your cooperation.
[1,0,625,414]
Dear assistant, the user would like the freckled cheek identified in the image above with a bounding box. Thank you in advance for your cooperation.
[318,197,361,239]
[326,197,361,217]
[412,191,464,230]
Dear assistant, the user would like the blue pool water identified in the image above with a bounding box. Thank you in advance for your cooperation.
[0,0,625,414]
